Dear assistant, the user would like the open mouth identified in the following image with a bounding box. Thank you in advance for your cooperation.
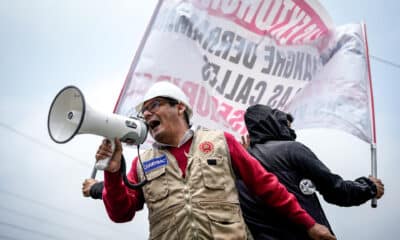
[148,120,161,130]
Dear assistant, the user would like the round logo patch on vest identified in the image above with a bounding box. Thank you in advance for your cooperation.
[299,179,316,195]
[199,141,214,154]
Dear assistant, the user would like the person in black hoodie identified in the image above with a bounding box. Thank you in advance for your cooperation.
[238,104,384,240]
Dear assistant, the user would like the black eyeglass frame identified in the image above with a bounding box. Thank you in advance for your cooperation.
[137,97,179,118]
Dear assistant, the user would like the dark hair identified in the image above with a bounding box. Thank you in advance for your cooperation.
[161,97,179,106]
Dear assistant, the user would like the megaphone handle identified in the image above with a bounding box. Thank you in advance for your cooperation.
[95,138,115,171]
[90,165,97,179]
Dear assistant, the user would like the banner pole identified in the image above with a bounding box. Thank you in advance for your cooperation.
[113,0,163,114]
[370,143,377,207]
[362,22,378,208]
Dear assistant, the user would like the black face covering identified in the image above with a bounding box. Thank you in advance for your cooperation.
[288,127,297,140]
[271,108,297,141]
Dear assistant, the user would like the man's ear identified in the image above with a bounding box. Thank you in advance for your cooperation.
[177,102,186,115]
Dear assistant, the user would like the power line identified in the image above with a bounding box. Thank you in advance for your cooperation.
[0,234,21,240]
[0,221,65,240]
[0,205,105,240]
[0,188,133,237]
[370,55,400,69]
[0,121,91,168]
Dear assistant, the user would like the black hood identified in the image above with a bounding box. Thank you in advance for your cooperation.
[244,104,296,146]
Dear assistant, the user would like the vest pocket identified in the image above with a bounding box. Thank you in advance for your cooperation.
[200,156,226,190]
[202,202,246,240]
[149,213,178,240]
[144,167,169,202]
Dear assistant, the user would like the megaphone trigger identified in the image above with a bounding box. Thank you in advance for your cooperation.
[95,138,115,171]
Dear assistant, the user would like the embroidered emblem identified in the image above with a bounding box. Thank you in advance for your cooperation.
[299,179,316,195]
[199,141,214,154]
[143,155,168,173]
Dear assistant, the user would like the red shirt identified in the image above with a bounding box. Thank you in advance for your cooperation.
[103,132,315,229]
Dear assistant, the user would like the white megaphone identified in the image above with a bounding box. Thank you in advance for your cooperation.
[47,85,148,172]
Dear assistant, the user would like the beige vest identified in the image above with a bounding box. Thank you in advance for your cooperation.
[137,129,249,240]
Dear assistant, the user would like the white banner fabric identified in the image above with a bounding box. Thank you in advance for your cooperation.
[114,0,373,144]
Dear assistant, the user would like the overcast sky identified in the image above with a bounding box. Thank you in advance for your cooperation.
[0,0,399,239]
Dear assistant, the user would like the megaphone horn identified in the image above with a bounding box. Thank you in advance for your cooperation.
[47,85,148,171]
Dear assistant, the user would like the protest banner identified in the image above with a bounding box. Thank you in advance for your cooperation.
[114,0,374,146]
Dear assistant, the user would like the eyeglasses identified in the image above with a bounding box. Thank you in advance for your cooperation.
[138,99,172,117]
